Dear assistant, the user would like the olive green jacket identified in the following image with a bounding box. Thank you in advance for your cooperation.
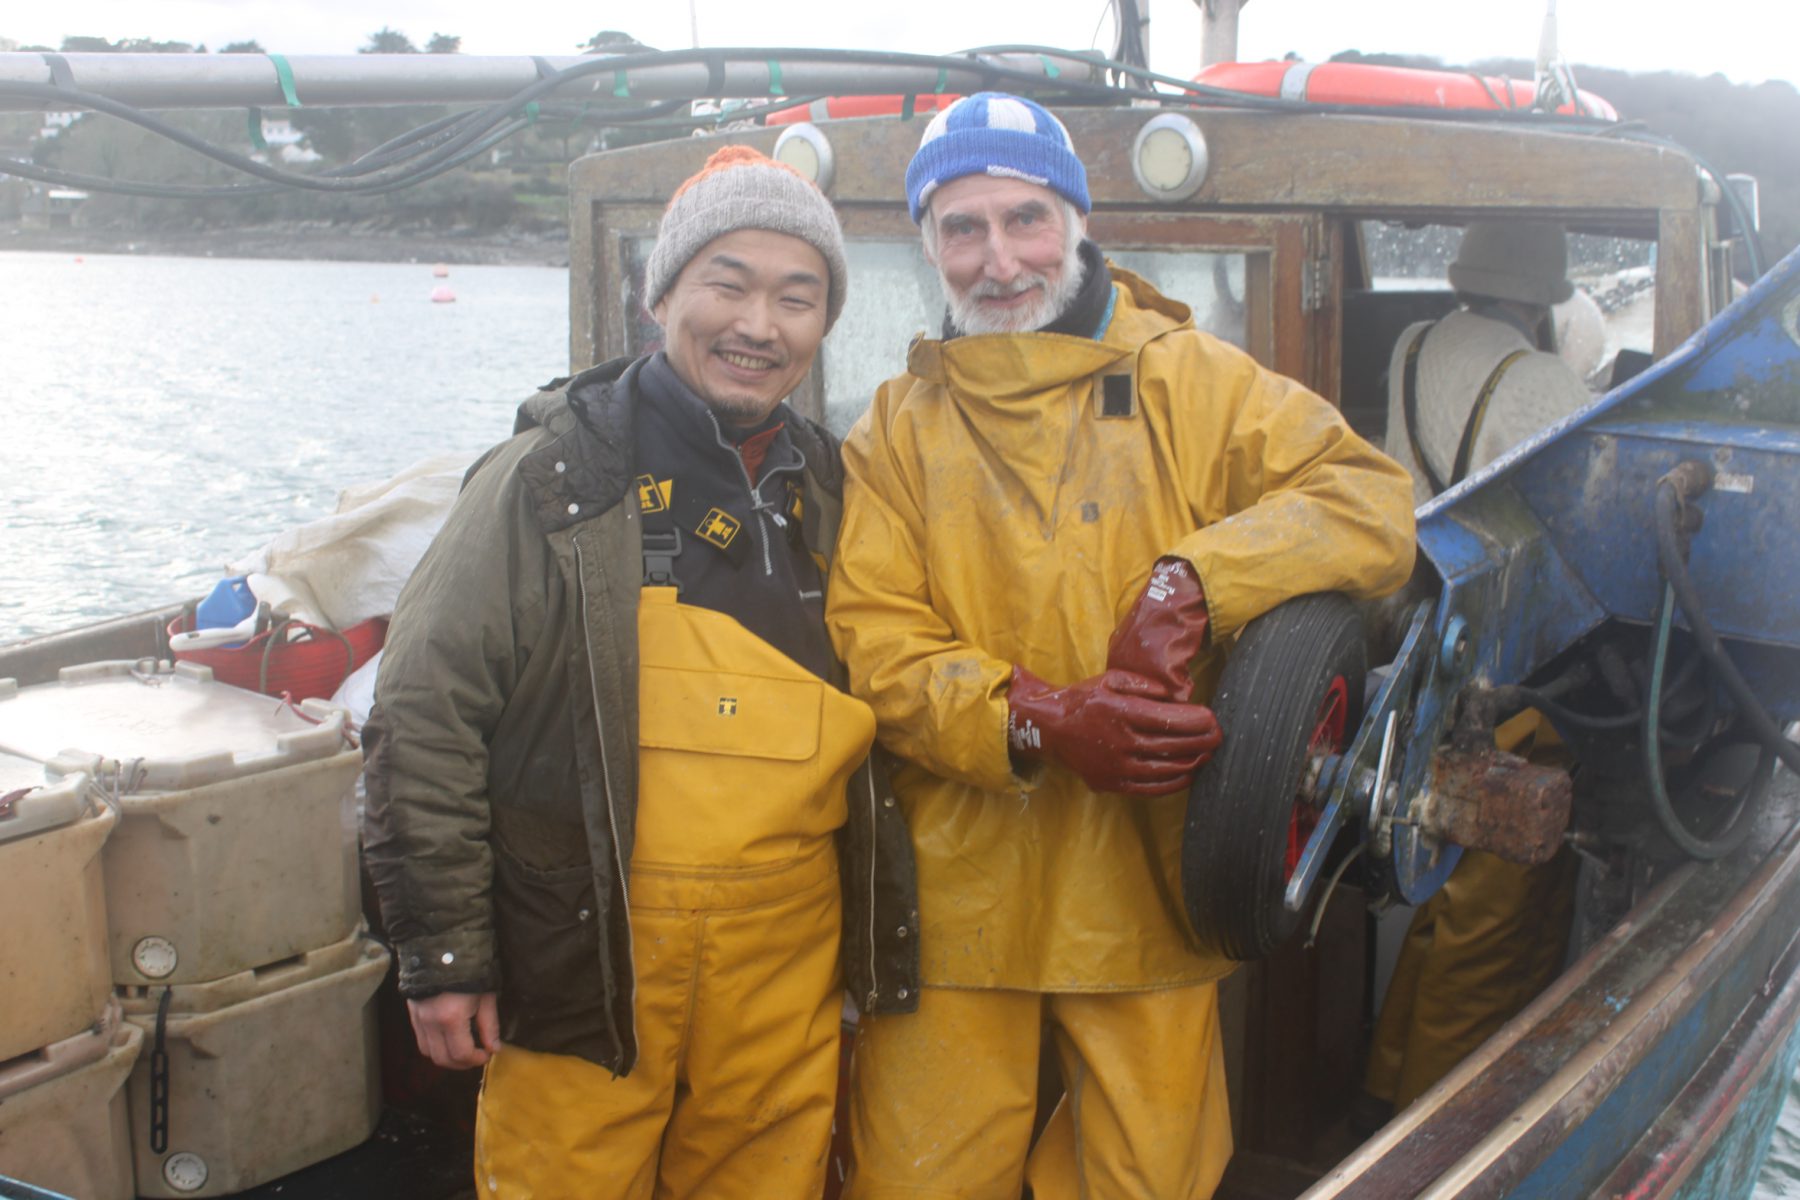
[363,356,920,1075]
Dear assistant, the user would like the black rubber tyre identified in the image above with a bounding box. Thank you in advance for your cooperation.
[1182,593,1367,960]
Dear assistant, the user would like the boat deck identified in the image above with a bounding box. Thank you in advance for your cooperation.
[227,1109,474,1200]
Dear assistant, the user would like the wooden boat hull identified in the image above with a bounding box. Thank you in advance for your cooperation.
[1309,800,1800,1198]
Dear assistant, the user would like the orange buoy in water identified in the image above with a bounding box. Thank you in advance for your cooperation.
[430,285,456,304]
[73,256,84,264]
[432,263,449,278]
[371,294,381,303]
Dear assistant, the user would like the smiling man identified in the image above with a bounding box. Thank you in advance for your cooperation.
[826,93,1417,1199]
[364,145,919,1199]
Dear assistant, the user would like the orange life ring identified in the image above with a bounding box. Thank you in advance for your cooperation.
[764,93,962,125]
[1194,61,1618,121]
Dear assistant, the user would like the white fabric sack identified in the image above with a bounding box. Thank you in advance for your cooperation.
[230,453,469,630]
[331,649,383,729]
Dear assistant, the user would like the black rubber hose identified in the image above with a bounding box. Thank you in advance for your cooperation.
[1495,648,1704,733]
[0,44,1635,201]
[1642,581,1773,859]
[1654,479,1800,773]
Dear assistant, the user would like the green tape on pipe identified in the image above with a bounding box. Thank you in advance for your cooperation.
[267,54,301,107]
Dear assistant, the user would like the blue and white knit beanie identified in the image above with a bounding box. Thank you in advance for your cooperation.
[904,92,1090,223]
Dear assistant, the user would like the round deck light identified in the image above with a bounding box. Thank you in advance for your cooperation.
[1132,113,1209,203]
[773,122,836,193]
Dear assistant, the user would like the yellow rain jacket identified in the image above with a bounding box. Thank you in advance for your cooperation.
[827,266,1416,991]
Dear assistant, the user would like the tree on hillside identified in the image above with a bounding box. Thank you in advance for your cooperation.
[220,40,266,54]
[361,27,417,54]
[426,33,461,54]
[60,35,199,53]
[583,30,654,54]
[120,37,201,53]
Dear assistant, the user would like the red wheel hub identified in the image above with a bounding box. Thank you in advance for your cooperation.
[1285,675,1349,881]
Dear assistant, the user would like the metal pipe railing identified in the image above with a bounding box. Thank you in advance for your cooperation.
[0,50,1103,112]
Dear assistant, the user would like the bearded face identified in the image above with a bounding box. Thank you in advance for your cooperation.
[924,175,1086,336]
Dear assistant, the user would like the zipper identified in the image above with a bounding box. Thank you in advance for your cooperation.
[754,511,776,575]
[864,760,881,1010]
[572,537,637,1051]
[710,413,802,579]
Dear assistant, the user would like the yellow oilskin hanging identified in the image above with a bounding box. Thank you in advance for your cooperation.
[474,587,876,1200]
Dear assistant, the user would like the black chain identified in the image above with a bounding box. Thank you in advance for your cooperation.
[150,987,172,1154]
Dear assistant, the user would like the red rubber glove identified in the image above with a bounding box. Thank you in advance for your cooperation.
[1106,557,1211,703]
[1007,665,1223,796]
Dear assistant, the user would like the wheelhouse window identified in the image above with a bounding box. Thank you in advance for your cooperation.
[1358,221,1656,388]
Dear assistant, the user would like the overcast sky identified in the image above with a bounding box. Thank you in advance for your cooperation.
[5,0,1797,88]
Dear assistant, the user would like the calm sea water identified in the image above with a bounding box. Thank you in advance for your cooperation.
[4,250,1799,1194]
[2,251,569,640]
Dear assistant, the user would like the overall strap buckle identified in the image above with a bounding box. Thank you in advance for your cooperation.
[642,528,682,591]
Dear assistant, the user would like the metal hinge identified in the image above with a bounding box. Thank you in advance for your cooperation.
[1303,255,1332,312]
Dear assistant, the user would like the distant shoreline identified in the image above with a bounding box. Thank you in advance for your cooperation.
[1,221,571,268]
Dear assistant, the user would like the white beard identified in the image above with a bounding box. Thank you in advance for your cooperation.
[944,263,1085,335]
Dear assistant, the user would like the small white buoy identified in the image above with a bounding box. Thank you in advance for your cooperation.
[432,263,450,278]
[430,285,456,304]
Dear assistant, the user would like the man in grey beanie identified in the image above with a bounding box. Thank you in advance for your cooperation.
[364,144,919,1199]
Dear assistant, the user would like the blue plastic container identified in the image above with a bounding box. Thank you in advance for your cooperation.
[195,576,256,631]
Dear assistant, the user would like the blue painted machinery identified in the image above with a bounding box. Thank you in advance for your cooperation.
[1183,247,1800,958]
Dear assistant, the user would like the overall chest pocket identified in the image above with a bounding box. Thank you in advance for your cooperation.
[638,664,824,762]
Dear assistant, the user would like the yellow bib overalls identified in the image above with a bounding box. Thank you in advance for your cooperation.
[476,588,876,1199]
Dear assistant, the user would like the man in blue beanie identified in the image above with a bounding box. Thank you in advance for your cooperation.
[825,92,1417,1198]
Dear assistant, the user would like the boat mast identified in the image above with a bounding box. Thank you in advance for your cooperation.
[1198,0,1245,66]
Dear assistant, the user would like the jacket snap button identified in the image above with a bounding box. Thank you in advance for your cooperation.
[554,461,567,473]
[883,796,896,808]
[578,908,591,921]
[897,987,910,1000]
[896,925,909,938]
[440,951,456,965]
[409,956,421,968]
[567,502,580,515]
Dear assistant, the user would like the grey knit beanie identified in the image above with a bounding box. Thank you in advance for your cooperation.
[645,145,849,332]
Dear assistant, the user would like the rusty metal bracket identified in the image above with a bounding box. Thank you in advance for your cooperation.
[1412,744,1574,865]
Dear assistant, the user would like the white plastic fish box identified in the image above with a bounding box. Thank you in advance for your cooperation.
[0,662,362,986]
[0,754,114,1064]
[119,934,389,1198]
[0,1000,142,1200]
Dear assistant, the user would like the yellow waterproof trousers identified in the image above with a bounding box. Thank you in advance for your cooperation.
[475,589,876,1200]
[1364,849,1577,1110]
[846,985,1232,1200]
[1364,711,1578,1110]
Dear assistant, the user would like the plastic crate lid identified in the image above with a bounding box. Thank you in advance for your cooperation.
[0,1000,126,1101]
[0,752,87,846]
[0,661,349,790]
